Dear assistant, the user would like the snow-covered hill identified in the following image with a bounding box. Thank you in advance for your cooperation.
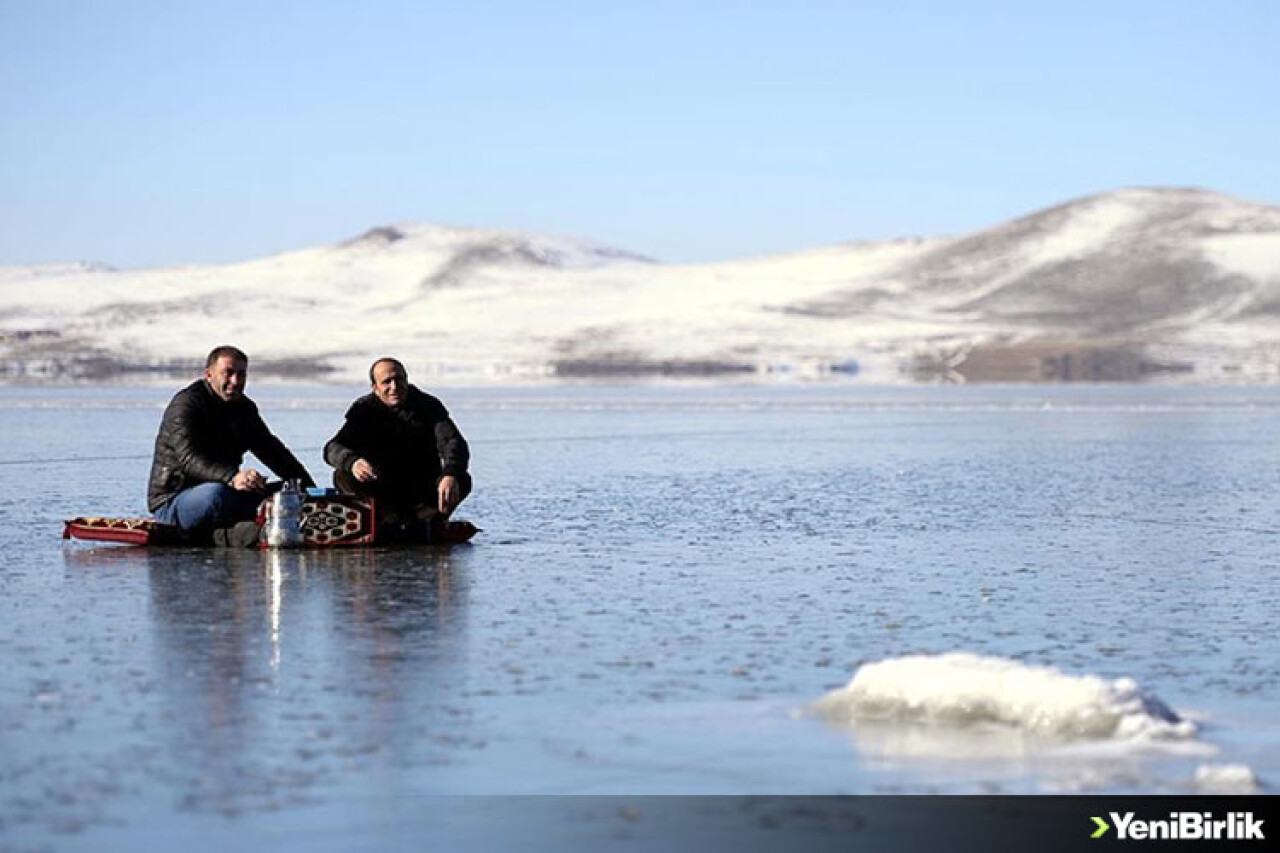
[3,188,1279,383]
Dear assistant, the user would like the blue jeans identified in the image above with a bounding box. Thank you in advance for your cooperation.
[153,483,264,531]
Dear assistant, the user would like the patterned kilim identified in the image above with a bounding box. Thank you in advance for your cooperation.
[62,497,481,548]
[299,496,376,546]
[65,495,376,547]
[62,517,169,545]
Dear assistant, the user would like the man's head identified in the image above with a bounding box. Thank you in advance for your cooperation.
[369,358,408,408]
[205,345,249,402]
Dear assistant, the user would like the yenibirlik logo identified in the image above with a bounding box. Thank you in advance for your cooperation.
[1091,812,1265,841]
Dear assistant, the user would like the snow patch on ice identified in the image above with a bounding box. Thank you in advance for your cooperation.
[1194,763,1261,793]
[814,652,1197,745]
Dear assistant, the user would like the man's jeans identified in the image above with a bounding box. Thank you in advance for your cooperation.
[153,483,263,531]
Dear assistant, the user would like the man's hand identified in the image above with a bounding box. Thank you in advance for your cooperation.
[231,468,267,492]
[351,458,378,482]
[438,475,460,515]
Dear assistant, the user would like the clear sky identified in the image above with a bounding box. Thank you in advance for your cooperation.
[2,0,1277,267]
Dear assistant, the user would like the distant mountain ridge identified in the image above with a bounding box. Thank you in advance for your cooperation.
[2,187,1278,383]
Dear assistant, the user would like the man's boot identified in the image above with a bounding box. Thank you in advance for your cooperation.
[212,520,262,548]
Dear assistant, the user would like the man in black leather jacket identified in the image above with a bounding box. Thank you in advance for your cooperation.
[324,357,471,541]
[148,346,314,536]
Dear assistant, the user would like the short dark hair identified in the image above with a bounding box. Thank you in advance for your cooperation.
[206,345,248,368]
[369,357,407,384]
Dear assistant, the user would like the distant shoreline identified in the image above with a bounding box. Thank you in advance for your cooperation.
[0,348,1259,387]
[1,328,1268,387]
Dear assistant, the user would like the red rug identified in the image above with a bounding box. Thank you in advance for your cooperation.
[295,495,377,546]
[64,495,478,547]
[62,516,166,545]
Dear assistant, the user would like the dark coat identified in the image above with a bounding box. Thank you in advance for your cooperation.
[147,379,314,512]
[323,385,469,504]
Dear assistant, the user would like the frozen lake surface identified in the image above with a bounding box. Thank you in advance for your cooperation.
[2,382,1278,848]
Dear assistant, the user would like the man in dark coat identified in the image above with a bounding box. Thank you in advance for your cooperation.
[324,357,471,541]
[148,345,315,539]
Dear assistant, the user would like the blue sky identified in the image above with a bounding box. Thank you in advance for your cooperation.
[1,0,1277,267]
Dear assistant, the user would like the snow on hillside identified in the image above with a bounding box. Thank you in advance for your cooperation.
[2,189,1279,383]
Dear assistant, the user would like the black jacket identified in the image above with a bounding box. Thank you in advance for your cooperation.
[147,379,314,511]
[323,385,469,501]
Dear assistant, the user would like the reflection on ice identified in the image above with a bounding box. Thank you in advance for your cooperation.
[52,544,469,819]
[268,551,282,670]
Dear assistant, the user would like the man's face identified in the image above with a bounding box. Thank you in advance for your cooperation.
[371,360,407,408]
[205,355,248,402]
